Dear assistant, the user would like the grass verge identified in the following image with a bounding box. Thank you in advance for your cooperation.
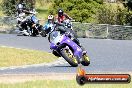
[0,46,57,67]
[0,79,131,88]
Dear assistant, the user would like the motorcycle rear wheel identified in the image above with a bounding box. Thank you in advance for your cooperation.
[40,30,47,37]
[81,54,90,66]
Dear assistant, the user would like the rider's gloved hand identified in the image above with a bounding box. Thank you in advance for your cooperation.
[65,31,69,35]
[65,31,72,38]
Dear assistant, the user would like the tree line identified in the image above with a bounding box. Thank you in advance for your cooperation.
[1,0,132,25]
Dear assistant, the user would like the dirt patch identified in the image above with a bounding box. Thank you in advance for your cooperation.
[0,73,76,84]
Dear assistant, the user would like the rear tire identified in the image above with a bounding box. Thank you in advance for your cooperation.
[31,29,38,37]
[31,33,37,36]
[81,54,90,66]
[60,46,79,67]
[40,30,47,37]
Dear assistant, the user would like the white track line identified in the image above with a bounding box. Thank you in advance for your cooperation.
[0,45,38,51]
[0,58,68,70]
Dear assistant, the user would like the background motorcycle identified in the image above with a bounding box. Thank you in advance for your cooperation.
[17,10,44,36]
[48,29,90,67]
[63,19,77,38]
[63,19,74,29]
[26,12,44,36]
[16,13,31,36]
[40,23,54,37]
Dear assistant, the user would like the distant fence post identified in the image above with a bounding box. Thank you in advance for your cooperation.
[106,24,109,39]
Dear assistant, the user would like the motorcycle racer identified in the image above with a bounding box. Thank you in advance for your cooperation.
[53,9,86,54]
[16,0,33,35]
[42,15,55,37]
[55,9,72,23]
[54,21,87,55]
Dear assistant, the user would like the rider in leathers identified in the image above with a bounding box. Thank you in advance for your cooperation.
[54,9,87,54]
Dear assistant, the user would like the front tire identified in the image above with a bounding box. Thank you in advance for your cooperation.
[60,46,79,67]
[52,50,61,57]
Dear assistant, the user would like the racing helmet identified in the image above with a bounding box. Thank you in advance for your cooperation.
[48,15,54,23]
[58,9,63,17]
[17,0,26,10]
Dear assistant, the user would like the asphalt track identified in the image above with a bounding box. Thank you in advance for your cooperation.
[0,34,132,74]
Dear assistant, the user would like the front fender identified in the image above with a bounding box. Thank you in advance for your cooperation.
[60,37,83,59]
[50,43,57,50]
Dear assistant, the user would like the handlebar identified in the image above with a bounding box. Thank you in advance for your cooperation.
[29,11,38,14]
[22,9,38,15]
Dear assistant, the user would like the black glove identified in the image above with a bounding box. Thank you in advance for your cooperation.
[54,21,65,27]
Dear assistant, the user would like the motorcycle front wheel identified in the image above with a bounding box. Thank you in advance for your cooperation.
[60,46,79,67]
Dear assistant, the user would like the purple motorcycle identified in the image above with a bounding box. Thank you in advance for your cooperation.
[48,30,90,67]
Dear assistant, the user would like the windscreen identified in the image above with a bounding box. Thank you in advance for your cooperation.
[49,31,61,43]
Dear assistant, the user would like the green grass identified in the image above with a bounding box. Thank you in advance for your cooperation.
[0,0,4,16]
[0,80,131,88]
[36,1,52,19]
[0,10,4,17]
[0,46,57,67]
[34,1,53,24]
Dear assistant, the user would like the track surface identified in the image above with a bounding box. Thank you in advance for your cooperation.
[0,34,132,74]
